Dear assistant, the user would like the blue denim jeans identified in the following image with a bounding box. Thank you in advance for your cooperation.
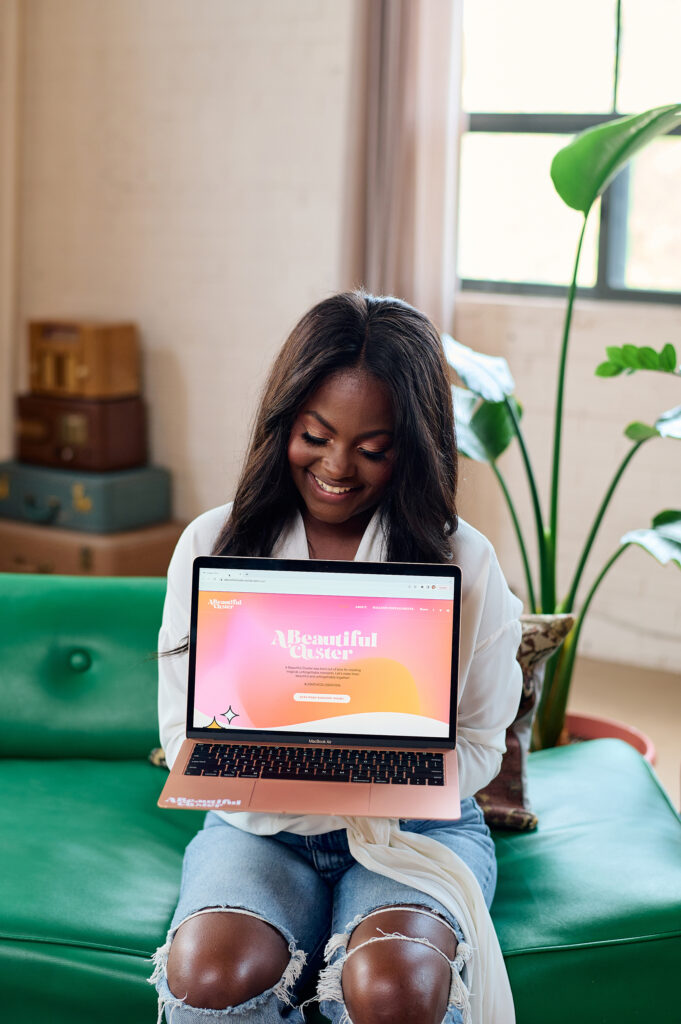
[151,798,496,1024]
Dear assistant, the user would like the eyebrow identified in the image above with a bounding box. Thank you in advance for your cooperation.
[305,410,393,441]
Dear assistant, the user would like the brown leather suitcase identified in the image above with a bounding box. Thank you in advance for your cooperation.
[16,394,147,471]
[0,519,184,576]
[29,320,140,398]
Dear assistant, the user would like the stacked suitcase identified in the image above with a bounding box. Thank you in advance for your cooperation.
[0,319,183,575]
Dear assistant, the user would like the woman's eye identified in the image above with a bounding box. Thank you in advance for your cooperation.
[301,431,387,461]
[301,431,328,447]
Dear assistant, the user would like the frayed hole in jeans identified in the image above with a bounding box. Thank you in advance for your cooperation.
[317,921,474,1024]
[148,907,307,1022]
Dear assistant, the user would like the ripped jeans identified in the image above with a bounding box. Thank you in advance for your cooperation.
[150,798,497,1024]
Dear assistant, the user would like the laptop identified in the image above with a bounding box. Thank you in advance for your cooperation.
[158,555,462,819]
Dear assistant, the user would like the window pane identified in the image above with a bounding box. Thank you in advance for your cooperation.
[462,0,617,114]
[618,1,681,112]
[624,136,681,291]
[458,134,599,287]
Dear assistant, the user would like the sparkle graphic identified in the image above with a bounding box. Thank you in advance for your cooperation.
[221,705,239,725]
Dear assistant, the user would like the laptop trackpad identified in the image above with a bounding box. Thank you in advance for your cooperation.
[250,780,371,816]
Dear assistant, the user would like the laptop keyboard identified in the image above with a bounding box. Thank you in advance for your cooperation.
[184,743,445,786]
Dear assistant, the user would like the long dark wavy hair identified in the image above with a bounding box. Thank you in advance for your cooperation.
[212,290,458,563]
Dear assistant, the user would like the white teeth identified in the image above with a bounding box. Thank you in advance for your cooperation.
[313,474,354,494]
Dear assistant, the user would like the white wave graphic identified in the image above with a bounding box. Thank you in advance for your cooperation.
[194,709,449,738]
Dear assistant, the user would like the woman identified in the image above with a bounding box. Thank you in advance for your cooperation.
[152,291,522,1024]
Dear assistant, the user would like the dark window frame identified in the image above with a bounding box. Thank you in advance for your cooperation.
[459,70,681,305]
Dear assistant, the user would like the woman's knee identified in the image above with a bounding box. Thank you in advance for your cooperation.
[166,909,291,1010]
[341,907,457,1024]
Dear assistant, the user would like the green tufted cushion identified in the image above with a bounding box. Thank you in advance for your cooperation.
[0,574,166,759]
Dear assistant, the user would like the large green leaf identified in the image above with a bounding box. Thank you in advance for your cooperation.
[655,405,681,439]
[625,404,681,442]
[452,385,477,423]
[621,510,681,568]
[654,510,681,527]
[471,396,522,460]
[453,389,491,462]
[455,428,489,463]
[442,334,515,402]
[551,104,681,215]
[452,385,520,463]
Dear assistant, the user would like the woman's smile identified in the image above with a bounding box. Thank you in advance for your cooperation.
[308,471,360,497]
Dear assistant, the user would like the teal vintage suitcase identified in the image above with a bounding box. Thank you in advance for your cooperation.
[0,461,171,533]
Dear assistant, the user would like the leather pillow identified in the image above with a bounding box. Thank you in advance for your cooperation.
[475,613,574,831]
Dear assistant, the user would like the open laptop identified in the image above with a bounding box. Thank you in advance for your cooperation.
[158,555,462,819]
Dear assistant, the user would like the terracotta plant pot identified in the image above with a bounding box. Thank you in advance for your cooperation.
[564,711,657,765]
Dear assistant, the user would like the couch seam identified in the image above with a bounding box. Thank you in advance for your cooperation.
[0,933,154,959]
[502,929,681,957]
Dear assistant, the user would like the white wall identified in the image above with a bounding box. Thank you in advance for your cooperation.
[455,293,681,672]
[5,0,365,517]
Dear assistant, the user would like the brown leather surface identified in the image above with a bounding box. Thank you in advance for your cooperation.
[16,394,147,471]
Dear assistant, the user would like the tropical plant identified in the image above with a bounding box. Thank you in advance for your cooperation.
[445,103,681,751]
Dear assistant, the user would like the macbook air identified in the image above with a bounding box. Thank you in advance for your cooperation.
[158,555,462,819]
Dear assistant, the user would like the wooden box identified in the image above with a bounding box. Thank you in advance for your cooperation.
[0,518,183,576]
[28,320,140,398]
[16,394,147,471]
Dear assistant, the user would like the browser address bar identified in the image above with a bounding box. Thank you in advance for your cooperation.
[199,570,454,600]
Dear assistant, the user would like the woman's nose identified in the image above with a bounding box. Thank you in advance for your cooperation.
[321,445,353,480]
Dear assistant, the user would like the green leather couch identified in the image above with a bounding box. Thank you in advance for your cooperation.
[1,573,680,1023]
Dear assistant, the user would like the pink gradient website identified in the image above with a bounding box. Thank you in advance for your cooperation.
[193,571,455,738]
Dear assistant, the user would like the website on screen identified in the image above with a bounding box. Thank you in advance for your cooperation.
[192,567,456,738]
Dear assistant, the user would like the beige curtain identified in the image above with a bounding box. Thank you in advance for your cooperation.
[0,0,22,459]
[362,0,463,334]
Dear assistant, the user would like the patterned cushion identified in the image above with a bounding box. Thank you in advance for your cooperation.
[475,613,574,832]
[148,747,167,769]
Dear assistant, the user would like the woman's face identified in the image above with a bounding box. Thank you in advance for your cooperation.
[287,368,395,528]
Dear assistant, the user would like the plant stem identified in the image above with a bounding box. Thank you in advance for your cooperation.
[492,462,537,612]
[571,543,630,648]
[533,648,557,749]
[538,543,629,748]
[503,395,547,608]
[563,439,647,611]
[549,215,589,603]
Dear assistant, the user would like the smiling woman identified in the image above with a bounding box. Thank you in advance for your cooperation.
[154,291,523,1024]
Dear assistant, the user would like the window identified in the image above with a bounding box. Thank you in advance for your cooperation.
[457,0,681,302]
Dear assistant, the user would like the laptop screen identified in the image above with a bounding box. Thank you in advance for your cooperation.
[188,558,460,745]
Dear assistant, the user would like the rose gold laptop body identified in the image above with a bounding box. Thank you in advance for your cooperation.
[158,556,462,820]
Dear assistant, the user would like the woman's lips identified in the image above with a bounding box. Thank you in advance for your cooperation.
[307,470,360,500]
